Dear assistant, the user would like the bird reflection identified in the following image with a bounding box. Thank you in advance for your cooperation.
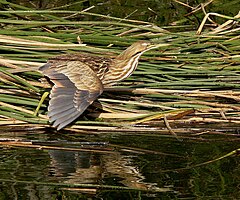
[48,149,157,190]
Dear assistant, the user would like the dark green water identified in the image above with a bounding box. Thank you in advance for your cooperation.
[0,128,239,199]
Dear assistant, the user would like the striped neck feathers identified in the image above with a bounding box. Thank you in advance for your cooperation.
[102,52,143,86]
[102,41,152,86]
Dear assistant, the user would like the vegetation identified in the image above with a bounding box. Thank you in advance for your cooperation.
[0,0,240,134]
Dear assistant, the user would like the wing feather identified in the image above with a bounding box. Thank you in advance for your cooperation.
[53,111,83,130]
[48,102,74,113]
[50,106,76,122]
[39,61,103,130]
[48,104,75,118]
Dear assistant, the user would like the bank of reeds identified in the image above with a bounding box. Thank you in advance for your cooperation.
[0,1,240,133]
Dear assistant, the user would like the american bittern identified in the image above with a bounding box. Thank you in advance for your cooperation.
[39,41,166,130]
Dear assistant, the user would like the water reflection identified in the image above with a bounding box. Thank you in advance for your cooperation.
[49,150,92,178]
[48,150,157,190]
[0,129,239,199]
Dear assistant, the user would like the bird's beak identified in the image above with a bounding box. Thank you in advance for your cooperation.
[148,43,170,50]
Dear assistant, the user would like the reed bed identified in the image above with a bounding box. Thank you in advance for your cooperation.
[0,1,240,133]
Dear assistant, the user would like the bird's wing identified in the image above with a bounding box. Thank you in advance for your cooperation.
[39,61,103,130]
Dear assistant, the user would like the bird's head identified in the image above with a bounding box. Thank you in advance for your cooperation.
[117,41,169,60]
[104,40,169,86]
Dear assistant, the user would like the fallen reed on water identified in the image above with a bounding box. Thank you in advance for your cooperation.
[0,1,240,133]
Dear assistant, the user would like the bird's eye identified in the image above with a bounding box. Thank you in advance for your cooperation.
[141,43,149,46]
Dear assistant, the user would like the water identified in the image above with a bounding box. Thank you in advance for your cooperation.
[0,127,239,199]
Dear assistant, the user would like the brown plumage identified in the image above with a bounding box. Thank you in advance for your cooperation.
[39,41,164,130]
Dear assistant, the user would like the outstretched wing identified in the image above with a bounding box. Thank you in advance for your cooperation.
[39,61,103,130]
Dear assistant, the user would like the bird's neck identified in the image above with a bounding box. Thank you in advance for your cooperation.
[102,52,143,86]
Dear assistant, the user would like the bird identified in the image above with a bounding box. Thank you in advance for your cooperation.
[39,41,167,130]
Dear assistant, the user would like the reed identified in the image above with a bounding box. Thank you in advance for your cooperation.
[0,1,240,133]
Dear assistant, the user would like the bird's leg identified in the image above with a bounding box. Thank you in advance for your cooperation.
[34,92,49,116]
